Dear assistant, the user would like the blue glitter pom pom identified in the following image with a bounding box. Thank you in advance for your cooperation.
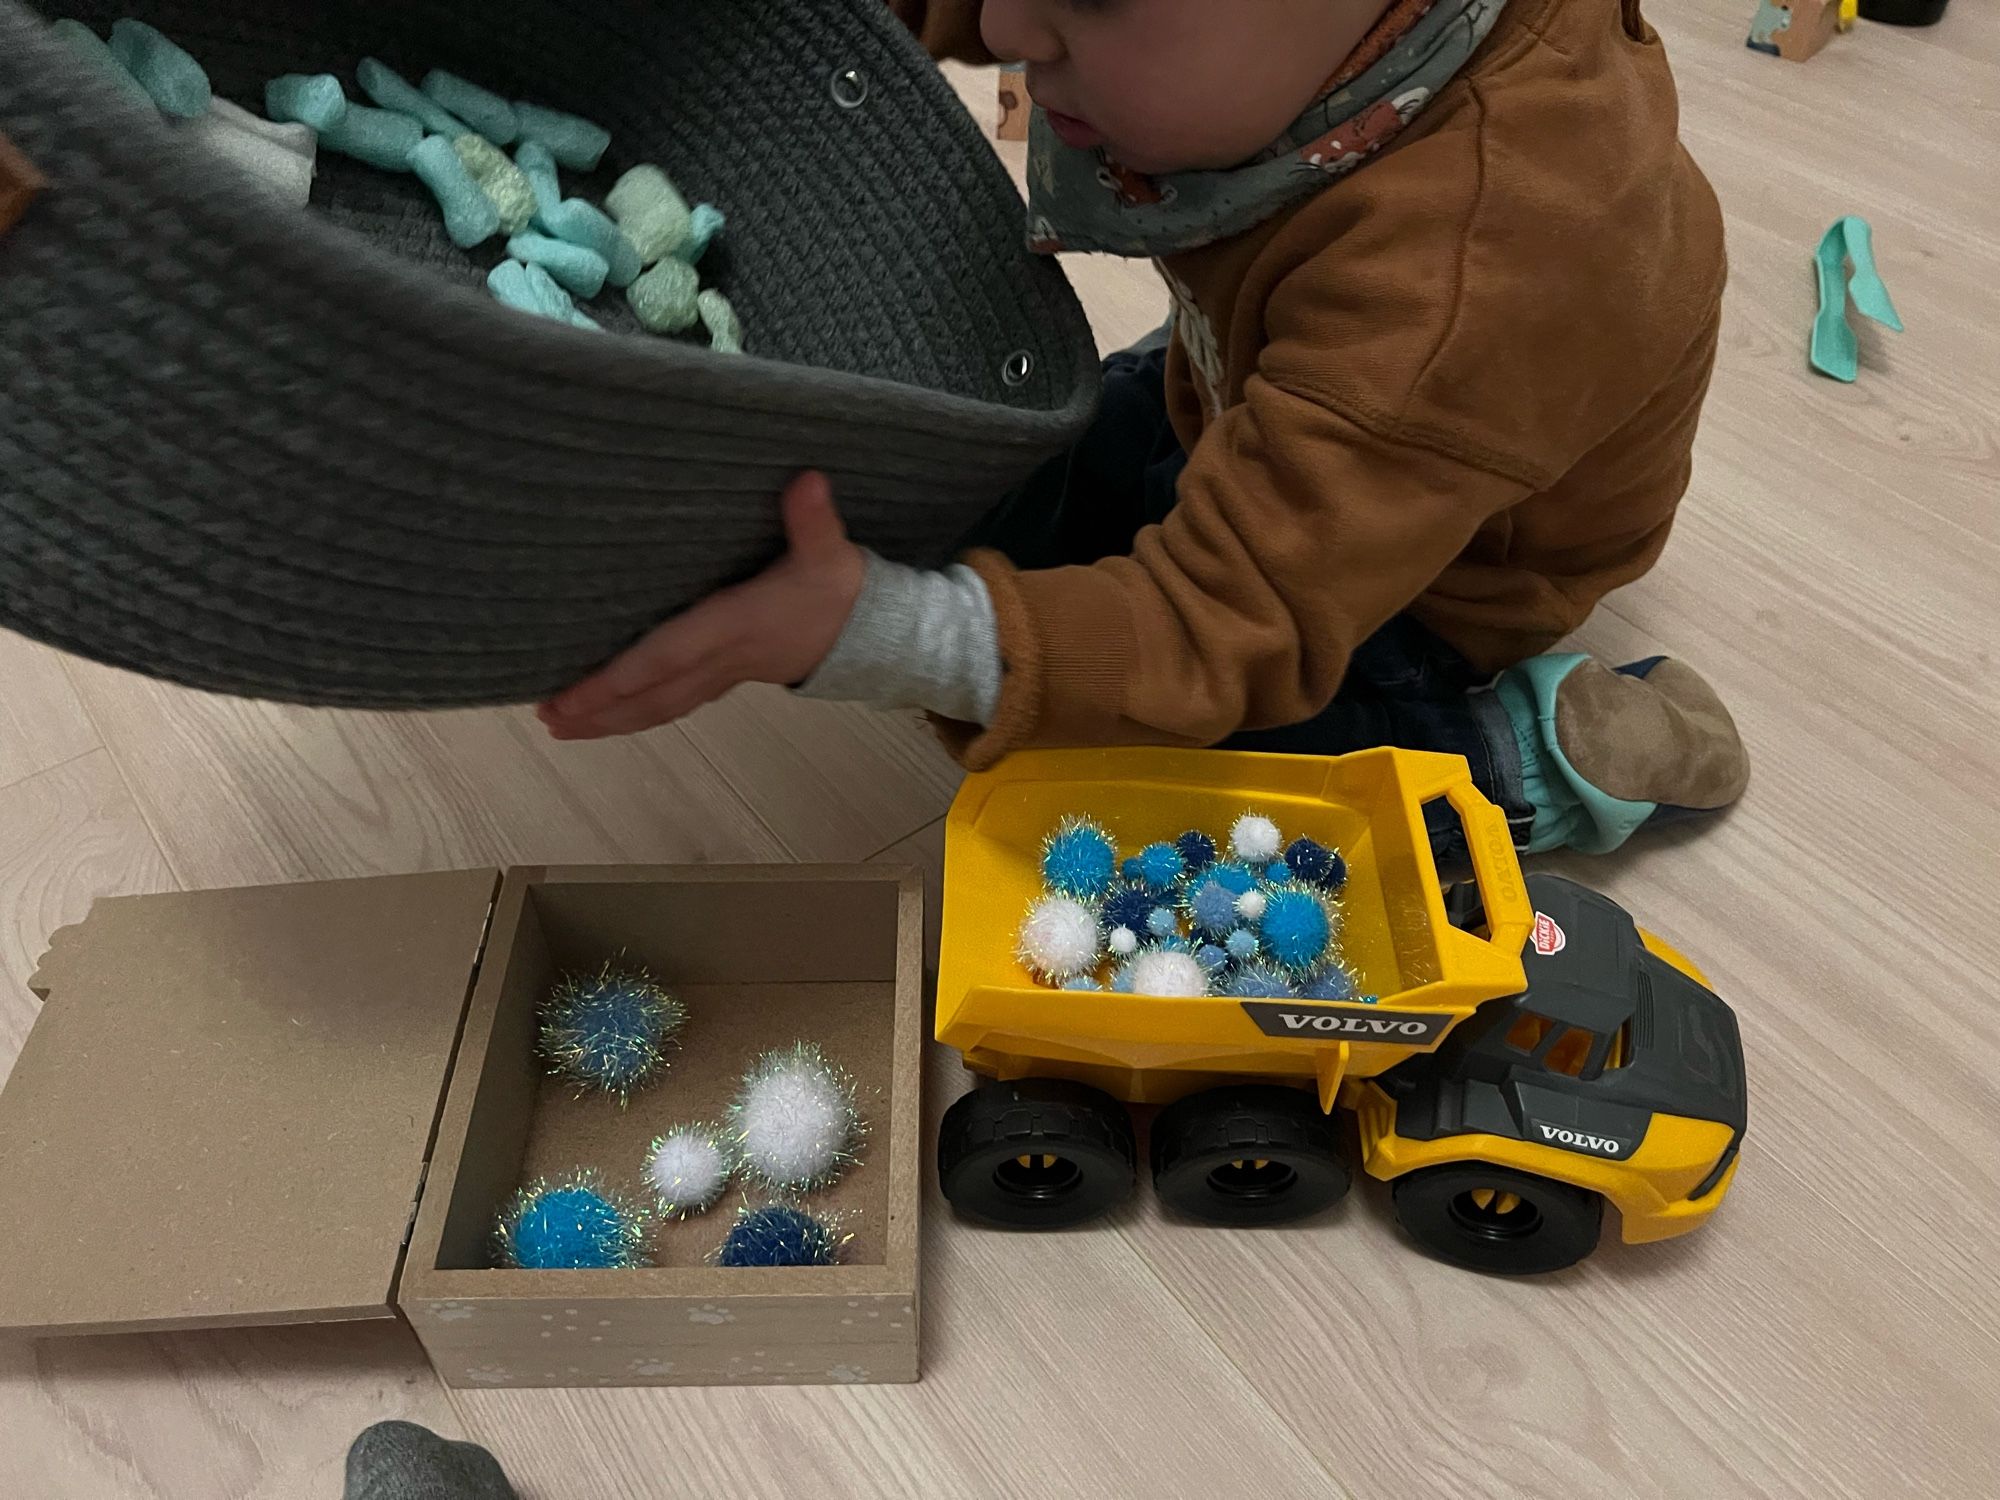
[1261,888,1334,973]
[1042,818,1118,898]
[1175,831,1217,874]
[1133,842,1186,892]
[1187,876,1240,937]
[1284,837,1348,891]
[540,962,685,1102]
[1061,975,1103,991]
[1146,906,1180,940]
[495,1169,649,1270]
[1224,928,1261,962]
[1121,856,1144,883]
[1195,943,1229,974]
[1265,862,1292,884]
[1102,885,1153,934]
[1300,966,1361,1002]
[1207,862,1258,895]
[1226,964,1298,1000]
[716,1204,845,1268]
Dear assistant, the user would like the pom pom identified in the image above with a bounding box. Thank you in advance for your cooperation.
[1226,964,1298,1000]
[1108,926,1140,958]
[1300,966,1361,1003]
[1225,928,1261,962]
[716,1204,846,1268]
[1235,889,1268,924]
[1102,885,1154,935]
[1195,944,1229,975]
[1060,975,1102,991]
[644,1124,732,1219]
[1284,837,1343,889]
[1121,857,1144,883]
[1018,895,1103,981]
[1040,817,1119,899]
[539,962,684,1102]
[1261,888,1337,973]
[729,1043,863,1192]
[1146,906,1179,940]
[1126,950,1210,998]
[1175,830,1218,874]
[1110,962,1137,994]
[1265,862,1292,885]
[495,1169,649,1270]
[1208,861,1258,895]
[1230,813,1283,864]
[1134,842,1186,892]
[1187,876,1241,938]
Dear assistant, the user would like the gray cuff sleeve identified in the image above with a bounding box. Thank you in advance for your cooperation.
[796,551,1001,726]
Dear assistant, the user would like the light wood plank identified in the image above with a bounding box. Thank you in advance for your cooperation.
[0,634,98,792]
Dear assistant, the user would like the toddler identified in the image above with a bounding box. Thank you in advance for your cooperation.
[542,0,1750,863]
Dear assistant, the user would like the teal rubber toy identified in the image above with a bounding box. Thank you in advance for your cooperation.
[1811,216,1903,383]
[107,17,211,119]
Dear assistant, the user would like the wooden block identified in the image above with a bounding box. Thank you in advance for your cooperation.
[996,66,1030,142]
[0,131,48,238]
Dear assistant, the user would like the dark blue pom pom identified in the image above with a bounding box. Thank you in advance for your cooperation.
[1175,831,1217,874]
[1284,837,1347,891]
[1103,886,1153,934]
[717,1205,843,1267]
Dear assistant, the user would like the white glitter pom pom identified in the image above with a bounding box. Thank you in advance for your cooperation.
[645,1124,732,1219]
[1235,889,1268,923]
[730,1044,862,1192]
[1128,950,1210,998]
[1018,895,1103,981]
[1108,925,1140,957]
[1230,813,1283,864]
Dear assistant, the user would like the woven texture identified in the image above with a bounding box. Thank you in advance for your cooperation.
[0,0,1099,707]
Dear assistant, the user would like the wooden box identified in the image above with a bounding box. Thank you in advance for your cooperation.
[0,865,923,1388]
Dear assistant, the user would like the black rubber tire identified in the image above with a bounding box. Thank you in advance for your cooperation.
[1150,1085,1351,1226]
[1391,1163,1603,1275]
[938,1078,1137,1229]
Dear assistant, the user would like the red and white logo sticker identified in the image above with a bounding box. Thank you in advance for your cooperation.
[1532,912,1567,956]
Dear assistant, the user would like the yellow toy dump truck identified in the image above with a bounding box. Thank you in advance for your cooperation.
[934,747,1746,1275]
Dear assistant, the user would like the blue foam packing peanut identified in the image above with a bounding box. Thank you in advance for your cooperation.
[513,100,610,171]
[319,104,422,172]
[48,20,156,110]
[264,73,348,133]
[452,135,535,234]
[627,255,700,333]
[682,203,726,264]
[697,289,743,354]
[506,232,608,298]
[605,164,691,265]
[545,198,641,287]
[409,134,500,247]
[108,18,211,119]
[513,139,562,226]
[357,57,468,138]
[487,258,598,331]
[421,69,518,145]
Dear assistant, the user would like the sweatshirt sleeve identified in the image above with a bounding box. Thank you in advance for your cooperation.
[933,364,1533,770]
[882,0,995,63]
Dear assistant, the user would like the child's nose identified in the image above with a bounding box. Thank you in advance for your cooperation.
[980,0,1065,66]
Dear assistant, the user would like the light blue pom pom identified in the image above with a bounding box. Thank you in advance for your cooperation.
[1195,944,1229,974]
[1300,967,1360,1002]
[1146,906,1179,940]
[1042,818,1118,899]
[1060,975,1102,992]
[1226,964,1297,1000]
[1188,876,1240,937]
[1261,888,1333,973]
[1225,928,1260,962]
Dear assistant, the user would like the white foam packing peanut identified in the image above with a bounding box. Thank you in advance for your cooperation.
[175,98,316,206]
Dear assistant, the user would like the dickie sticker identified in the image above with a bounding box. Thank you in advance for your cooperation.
[1532,911,1567,957]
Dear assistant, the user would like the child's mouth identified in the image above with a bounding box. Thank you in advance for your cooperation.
[1041,107,1105,150]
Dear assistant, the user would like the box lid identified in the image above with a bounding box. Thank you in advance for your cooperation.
[0,869,499,1337]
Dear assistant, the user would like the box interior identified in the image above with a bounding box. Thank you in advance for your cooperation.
[428,874,901,1275]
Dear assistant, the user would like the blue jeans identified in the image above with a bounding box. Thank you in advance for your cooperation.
[962,343,1532,872]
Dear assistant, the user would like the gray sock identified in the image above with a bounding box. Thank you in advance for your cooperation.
[343,1422,518,1500]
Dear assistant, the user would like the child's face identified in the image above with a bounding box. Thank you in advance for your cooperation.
[984,0,1384,175]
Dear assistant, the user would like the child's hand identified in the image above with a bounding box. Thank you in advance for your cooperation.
[537,471,865,740]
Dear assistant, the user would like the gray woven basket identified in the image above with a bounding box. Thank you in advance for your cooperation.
[0,0,1098,707]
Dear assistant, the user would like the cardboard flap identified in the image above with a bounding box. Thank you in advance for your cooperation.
[0,869,500,1337]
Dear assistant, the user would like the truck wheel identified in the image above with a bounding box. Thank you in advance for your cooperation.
[938,1078,1136,1229]
[1391,1163,1602,1274]
[1150,1085,1350,1226]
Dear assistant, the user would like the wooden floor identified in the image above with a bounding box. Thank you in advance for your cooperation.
[4,4,1998,1495]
